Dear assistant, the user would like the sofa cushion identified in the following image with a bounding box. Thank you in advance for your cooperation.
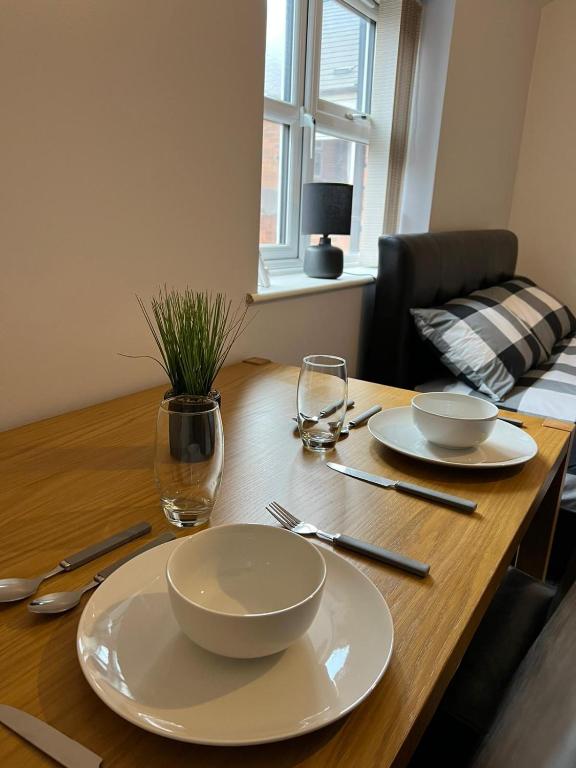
[487,276,576,356]
[411,290,547,400]
[416,334,576,419]
[416,334,576,511]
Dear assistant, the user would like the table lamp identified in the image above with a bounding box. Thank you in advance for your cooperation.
[301,182,353,279]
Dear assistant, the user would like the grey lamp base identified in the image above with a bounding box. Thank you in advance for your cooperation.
[304,239,343,279]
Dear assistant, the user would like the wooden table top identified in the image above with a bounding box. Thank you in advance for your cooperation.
[0,361,571,768]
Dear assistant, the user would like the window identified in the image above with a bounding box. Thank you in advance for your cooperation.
[318,0,374,113]
[313,133,368,254]
[259,0,302,259]
[260,121,288,245]
[264,0,294,103]
[260,0,376,269]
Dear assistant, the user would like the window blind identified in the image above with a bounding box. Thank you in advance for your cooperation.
[383,0,422,234]
[358,0,422,264]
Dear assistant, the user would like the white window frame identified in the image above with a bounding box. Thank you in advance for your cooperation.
[260,1,306,268]
[261,0,376,272]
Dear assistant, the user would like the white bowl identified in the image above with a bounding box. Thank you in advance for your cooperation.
[166,524,326,658]
[411,392,499,448]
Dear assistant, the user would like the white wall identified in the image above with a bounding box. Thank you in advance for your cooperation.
[510,0,576,307]
[0,0,365,430]
[428,0,542,231]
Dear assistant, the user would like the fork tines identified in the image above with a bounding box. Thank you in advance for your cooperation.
[266,501,299,531]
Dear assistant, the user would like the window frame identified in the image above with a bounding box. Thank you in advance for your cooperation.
[260,0,376,271]
[260,1,306,268]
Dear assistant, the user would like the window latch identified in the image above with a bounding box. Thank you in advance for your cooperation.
[299,108,316,159]
[345,112,369,121]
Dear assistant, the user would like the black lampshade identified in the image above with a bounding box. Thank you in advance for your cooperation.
[301,183,353,235]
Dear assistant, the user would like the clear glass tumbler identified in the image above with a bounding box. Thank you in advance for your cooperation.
[297,355,348,452]
[154,396,224,527]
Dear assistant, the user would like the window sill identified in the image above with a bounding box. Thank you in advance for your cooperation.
[246,267,377,305]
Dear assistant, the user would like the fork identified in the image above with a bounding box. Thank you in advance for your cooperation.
[266,501,430,577]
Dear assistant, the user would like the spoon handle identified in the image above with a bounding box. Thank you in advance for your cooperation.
[60,522,151,570]
[318,398,355,418]
[95,532,176,582]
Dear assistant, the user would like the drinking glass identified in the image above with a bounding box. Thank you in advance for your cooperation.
[154,396,224,527]
[297,355,348,452]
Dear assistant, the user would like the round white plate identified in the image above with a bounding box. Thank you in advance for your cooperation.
[77,539,393,746]
[368,407,538,469]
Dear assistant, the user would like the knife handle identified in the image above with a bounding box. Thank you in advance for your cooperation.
[498,415,524,428]
[96,531,176,581]
[334,534,430,577]
[396,482,477,513]
[348,405,382,428]
[60,521,152,569]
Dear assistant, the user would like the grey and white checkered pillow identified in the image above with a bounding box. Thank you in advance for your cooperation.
[411,291,548,401]
[484,277,576,356]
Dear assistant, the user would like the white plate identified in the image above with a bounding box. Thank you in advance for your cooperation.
[77,539,393,746]
[368,407,538,469]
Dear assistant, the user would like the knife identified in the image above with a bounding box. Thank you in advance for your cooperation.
[498,414,524,428]
[326,462,477,513]
[347,405,382,428]
[0,704,102,767]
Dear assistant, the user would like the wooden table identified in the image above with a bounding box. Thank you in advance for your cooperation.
[0,362,572,768]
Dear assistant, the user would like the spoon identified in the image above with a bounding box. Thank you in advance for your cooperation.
[0,566,66,603]
[294,398,355,425]
[0,521,151,603]
[29,581,98,614]
[292,417,349,436]
[28,531,175,614]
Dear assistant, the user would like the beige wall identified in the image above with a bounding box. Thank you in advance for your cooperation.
[429,0,542,231]
[510,0,576,307]
[0,0,365,430]
[1,0,553,432]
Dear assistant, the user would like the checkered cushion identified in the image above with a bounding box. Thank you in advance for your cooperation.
[411,292,548,401]
[482,277,576,356]
[416,334,576,510]
[416,335,576,417]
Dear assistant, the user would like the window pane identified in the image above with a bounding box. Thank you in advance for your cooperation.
[319,0,375,112]
[264,0,294,102]
[312,132,368,254]
[260,121,288,245]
